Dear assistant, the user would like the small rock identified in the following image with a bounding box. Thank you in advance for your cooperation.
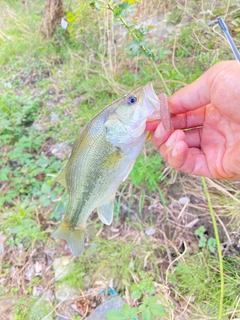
[10,266,16,278]
[171,201,181,209]
[43,290,55,302]
[3,81,12,89]
[85,296,126,320]
[82,275,92,290]
[30,291,54,320]
[0,233,7,255]
[51,113,59,122]
[25,266,34,281]
[0,297,16,320]
[33,286,44,297]
[130,215,137,222]
[33,123,45,131]
[48,89,56,95]
[178,196,190,205]
[145,228,156,236]
[61,18,68,30]
[57,306,76,320]
[55,284,79,302]
[34,261,42,275]
[51,142,70,159]
[18,243,24,250]
[53,257,73,281]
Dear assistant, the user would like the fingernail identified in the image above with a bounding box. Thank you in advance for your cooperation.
[166,133,176,147]
[172,145,178,157]
[154,125,162,138]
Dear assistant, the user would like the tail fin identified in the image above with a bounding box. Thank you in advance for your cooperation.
[51,220,85,257]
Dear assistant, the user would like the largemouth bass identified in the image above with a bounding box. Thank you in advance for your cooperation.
[52,83,168,256]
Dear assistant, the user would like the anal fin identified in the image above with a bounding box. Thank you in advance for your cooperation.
[97,196,115,225]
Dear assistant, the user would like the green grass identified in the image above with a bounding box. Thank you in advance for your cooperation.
[58,235,163,292]
[169,253,240,319]
[0,199,47,248]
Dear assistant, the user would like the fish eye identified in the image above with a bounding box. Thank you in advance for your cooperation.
[127,96,137,105]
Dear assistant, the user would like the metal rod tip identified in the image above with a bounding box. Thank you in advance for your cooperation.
[208,19,218,26]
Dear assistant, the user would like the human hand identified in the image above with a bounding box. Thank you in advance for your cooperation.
[146,61,240,179]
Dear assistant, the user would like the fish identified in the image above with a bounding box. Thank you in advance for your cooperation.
[52,83,169,256]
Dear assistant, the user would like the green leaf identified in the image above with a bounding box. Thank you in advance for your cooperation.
[122,304,131,315]
[195,226,207,248]
[122,304,138,318]
[138,304,147,312]
[141,308,151,320]
[198,236,207,248]
[94,2,101,10]
[163,49,172,55]
[39,195,51,207]
[131,290,142,300]
[208,237,217,253]
[145,296,157,306]
[129,308,138,318]
[41,183,51,194]
[105,309,124,320]
[125,42,140,56]
[0,167,11,181]
[195,226,206,236]
[130,283,138,291]
[149,303,168,316]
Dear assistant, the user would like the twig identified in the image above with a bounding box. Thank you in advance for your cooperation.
[165,241,187,279]
[107,3,171,96]
[230,295,240,320]
[42,298,67,320]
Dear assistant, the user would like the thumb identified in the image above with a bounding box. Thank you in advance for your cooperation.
[168,61,238,115]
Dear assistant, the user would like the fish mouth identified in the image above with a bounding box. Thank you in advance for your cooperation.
[144,83,159,102]
[143,83,161,121]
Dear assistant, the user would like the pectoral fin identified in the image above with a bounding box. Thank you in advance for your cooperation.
[97,196,115,225]
[51,220,85,257]
[56,167,67,188]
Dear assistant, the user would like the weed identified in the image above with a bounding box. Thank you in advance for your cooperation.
[130,150,165,192]
[58,235,162,292]
[115,184,129,223]
[0,199,46,247]
[106,279,168,320]
[130,149,167,214]
[72,315,82,320]
[169,253,240,318]
[130,278,156,299]
[0,92,63,207]
[195,226,217,253]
